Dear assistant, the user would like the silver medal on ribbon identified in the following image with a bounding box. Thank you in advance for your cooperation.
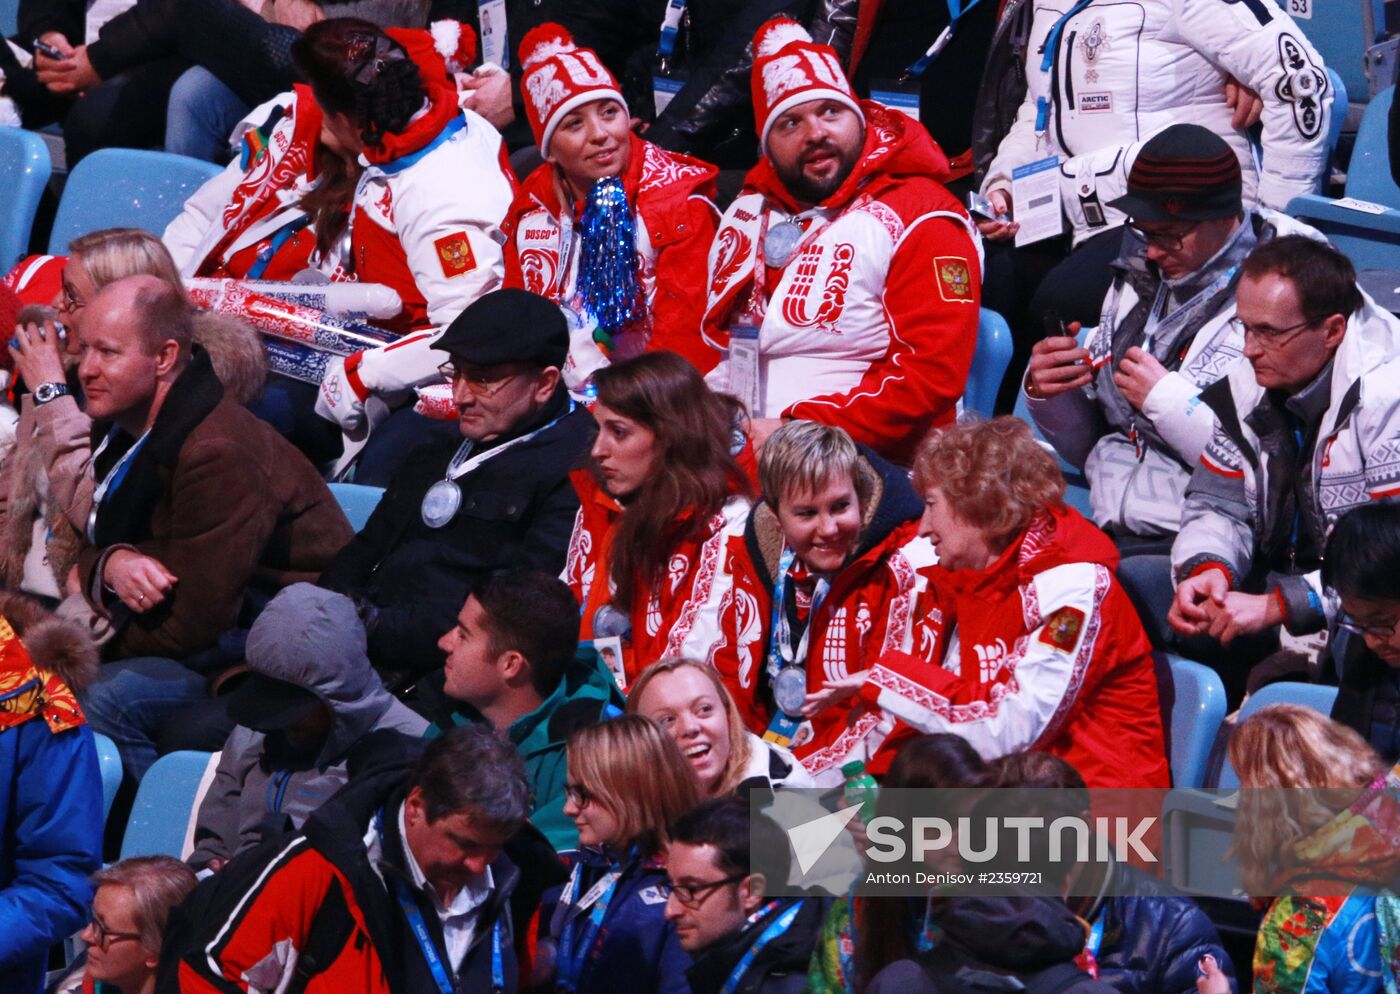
[773,665,808,718]
[420,478,462,529]
[763,221,805,268]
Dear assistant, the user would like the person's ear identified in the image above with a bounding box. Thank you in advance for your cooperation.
[153,338,181,377]
[405,785,426,827]
[740,872,767,914]
[498,649,532,688]
[534,365,561,403]
[1321,312,1348,352]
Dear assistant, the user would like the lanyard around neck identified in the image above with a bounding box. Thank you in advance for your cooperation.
[375,806,505,994]
[442,400,576,484]
[555,860,624,991]
[87,426,152,543]
[719,900,805,994]
[765,545,832,684]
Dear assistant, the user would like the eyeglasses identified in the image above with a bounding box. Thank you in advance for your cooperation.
[564,782,594,808]
[61,281,86,312]
[436,361,533,397]
[667,873,748,907]
[1228,316,1320,345]
[1338,613,1400,640]
[86,916,143,950]
[1125,221,1202,253]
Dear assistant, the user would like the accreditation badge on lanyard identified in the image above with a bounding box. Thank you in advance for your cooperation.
[478,0,508,68]
[652,0,688,115]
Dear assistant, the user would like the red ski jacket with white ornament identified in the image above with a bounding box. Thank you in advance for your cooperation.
[862,503,1170,789]
[703,102,981,465]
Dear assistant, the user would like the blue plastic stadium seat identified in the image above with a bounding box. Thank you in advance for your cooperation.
[1288,0,1385,104]
[0,129,52,270]
[1287,86,1400,272]
[92,731,123,824]
[47,148,223,255]
[1214,681,1340,789]
[1164,654,1228,789]
[328,482,386,532]
[119,750,219,860]
[963,307,1014,419]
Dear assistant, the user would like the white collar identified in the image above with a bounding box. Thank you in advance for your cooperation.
[395,801,495,919]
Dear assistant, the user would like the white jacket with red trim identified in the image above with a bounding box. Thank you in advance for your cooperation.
[702,103,982,465]
[1171,294,1400,636]
[862,504,1170,789]
[503,134,721,388]
[561,469,752,692]
[164,86,333,283]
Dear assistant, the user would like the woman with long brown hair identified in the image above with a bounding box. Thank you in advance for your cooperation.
[562,351,751,690]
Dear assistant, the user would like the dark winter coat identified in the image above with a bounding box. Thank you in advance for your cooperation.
[686,897,828,994]
[319,387,595,682]
[78,350,352,662]
[538,847,693,994]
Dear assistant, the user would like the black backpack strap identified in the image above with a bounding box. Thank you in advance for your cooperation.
[286,877,357,994]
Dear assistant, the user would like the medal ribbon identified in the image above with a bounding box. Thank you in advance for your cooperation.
[750,194,871,312]
[765,545,832,701]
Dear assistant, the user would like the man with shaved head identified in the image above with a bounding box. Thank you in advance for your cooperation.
[73,275,353,779]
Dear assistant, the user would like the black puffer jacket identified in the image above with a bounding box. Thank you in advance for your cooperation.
[866,896,1118,994]
[638,0,816,170]
[809,0,998,160]
[319,389,595,682]
[1089,863,1237,994]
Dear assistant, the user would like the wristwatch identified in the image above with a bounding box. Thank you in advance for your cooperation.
[33,382,71,406]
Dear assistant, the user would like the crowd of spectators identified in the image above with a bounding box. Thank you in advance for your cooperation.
[1,0,1398,990]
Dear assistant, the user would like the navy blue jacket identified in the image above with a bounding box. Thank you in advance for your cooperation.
[539,848,692,994]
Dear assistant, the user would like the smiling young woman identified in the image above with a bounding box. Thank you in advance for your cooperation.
[500,24,722,390]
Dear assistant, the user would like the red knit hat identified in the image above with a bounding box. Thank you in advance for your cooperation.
[518,24,627,157]
[428,19,478,74]
[2,256,65,309]
[750,18,863,155]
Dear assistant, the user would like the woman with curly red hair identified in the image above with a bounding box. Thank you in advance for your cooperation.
[856,416,1170,788]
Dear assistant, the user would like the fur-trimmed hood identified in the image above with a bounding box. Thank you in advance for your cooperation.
[193,311,267,406]
[0,591,100,694]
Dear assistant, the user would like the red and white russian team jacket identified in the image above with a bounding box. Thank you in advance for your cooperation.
[707,501,935,786]
[861,505,1170,789]
[502,134,721,387]
[164,85,332,282]
[703,102,982,465]
[561,469,752,690]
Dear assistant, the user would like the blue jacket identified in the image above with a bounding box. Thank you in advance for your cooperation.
[540,848,692,994]
[0,686,103,994]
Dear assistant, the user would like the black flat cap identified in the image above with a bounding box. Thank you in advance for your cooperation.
[1108,124,1243,223]
[435,288,569,368]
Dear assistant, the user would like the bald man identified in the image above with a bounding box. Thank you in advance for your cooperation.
[74,275,352,779]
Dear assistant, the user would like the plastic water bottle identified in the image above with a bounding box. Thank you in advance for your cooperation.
[842,760,879,822]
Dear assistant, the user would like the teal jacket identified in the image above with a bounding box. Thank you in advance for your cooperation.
[422,647,623,849]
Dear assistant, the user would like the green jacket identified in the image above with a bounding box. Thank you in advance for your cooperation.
[423,647,623,849]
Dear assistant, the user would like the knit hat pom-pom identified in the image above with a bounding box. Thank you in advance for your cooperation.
[430,19,478,73]
[754,18,812,58]
[519,23,577,69]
